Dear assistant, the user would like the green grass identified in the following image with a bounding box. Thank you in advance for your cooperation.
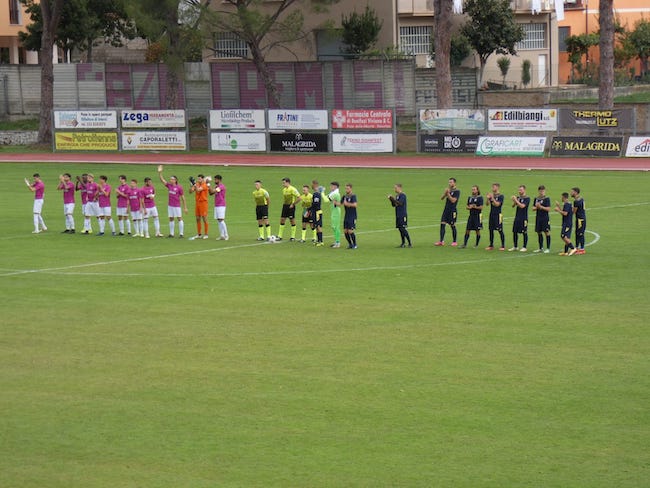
[1,163,649,487]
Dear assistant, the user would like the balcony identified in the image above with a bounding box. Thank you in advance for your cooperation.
[510,0,553,12]
[397,0,434,16]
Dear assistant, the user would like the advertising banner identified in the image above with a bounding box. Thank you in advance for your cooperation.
[268,110,329,130]
[419,109,485,131]
[121,110,186,128]
[420,134,479,153]
[625,136,650,157]
[55,132,118,151]
[550,136,624,157]
[332,133,393,153]
[210,132,266,152]
[54,111,118,129]
[476,137,547,156]
[331,109,393,129]
[487,109,557,131]
[121,131,187,151]
[269,132,328,152]
[209,109,266,129]
[559,108,633,130]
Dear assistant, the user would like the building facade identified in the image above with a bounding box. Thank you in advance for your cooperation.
[0,0,37,64]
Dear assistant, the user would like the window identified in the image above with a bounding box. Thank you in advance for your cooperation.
[213,32,248,59]
[558,26,570,52]
[516,23,547,50]
[399,26,432,55]
[9,0,21,25]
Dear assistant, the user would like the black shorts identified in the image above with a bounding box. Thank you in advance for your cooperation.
[396,216,408,229]
[513,219,528,233]
[344,217,356,230]
[575,218,586,236]
[560,225,572,239]
[466,214,482,231]
[256,205,268,221]
[441,208,457,225]
[301,208,312,224]
[535,218,550,233]
[281,204,295,219]
[489,213,503,231]
[311,210,323,228]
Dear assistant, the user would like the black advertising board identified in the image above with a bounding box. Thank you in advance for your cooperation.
[420,134,479,153]
[269,132,328,152]
[558,108,633,130]
[550,136,624,157]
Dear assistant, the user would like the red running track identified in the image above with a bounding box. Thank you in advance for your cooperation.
[1,152,649,171]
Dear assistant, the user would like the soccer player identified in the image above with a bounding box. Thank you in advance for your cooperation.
[554,193,577,256]
[342,183,358,249]
[435,177,460,246]
[189,174,209,240]
[158,165,187,238]
[209,174,228,240]
[571,187,587,254]
[25,173,46,233]
[277,177,301,241]
[115,175,131,235]
[485,182,505,250]
[509,185,530,252]
[388,183,411,248]
[310,180,324,246]
[141,177,162,238]
[459,185,483,248]
[127,179,144,237]
[84,174,100,235]
[253,180,271,241]
[75,173,92,234]
[533,185,551,253]
[57,173,75,233]
[97,175,116,236]
[324,181,342,248]
[299,184,314,242]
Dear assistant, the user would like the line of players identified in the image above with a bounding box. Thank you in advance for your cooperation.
[435,177,587,255]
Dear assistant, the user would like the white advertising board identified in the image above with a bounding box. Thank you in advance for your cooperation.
[54,110,117,129]
[268,110,329,130]
[332,133,393,153]
[121,131,187,151]
[625,136,650,157]
[487,109,557,131]
[476,137,547,156]
[210,132,267,152]
[121,110,186,128]
[209,109,266,129]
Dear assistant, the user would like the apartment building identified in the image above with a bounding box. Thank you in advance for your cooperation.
[0,0,36,64]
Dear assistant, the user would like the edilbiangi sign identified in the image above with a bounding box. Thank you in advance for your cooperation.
[269,133,328,152]
[625,137,650,157]
[487,109,557,131]
[420,135,478,153]
[559,108,633,130]
[550,136,624,157]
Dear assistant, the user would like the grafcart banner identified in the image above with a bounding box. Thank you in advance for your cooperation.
[121,110,186,128]
[559,108,633,129]
[121,131,187,151]
[55,132,118,151]
[332,133,393,153]
[550,136,624,157]
[419,109,485,131]
[487,109,557,131]
[420,134,479,153]
[476,137,547,156]
[210,132,266,152]
[209,109,266,129]
[54,111,118,129]
[625,136,650,157]
[331,109,393,129]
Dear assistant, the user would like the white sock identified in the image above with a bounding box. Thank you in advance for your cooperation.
[119,219,124,233]
[169,221,175,236]
[108,219,115,233]
[179,221,184,235]
[99,219,105,233]
[143,218,149,236]
[126,219,131,233]
[39,215,46,229]
[220,221,228,238]
[33,214,39,231]
[154,218,160,235]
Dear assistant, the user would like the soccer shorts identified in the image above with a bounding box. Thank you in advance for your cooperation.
[33,199,44,214]
[575,218,586,236]
[281,204,295,219]
[63,203,75,215]
[395,216,408,229]
[168,206,182,219]
[116,207,129,217]
[488,213,503,231]
[195,202,208,218]
[256,205,268,221]
[560,225,572,239]
[312,210,323,228]
[467,213,483,231]
[441,208,457,225]
[85,201,100,217]
[144,206,158,218]
[130,210,143,220]
[214,206,226,220]
[343,217,356,230]
[535,218,550,233]
[513,219,528,233]
[100,206,112,217]
[302,209,312,224]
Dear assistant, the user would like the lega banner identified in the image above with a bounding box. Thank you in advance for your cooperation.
[550,136,624,157]
[420,135,479,153]
[625,137,650,157]
[121,110,186,128]
[269,133,328,152]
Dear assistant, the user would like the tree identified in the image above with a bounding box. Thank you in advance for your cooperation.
[497,56,510,88]
[433,0,453,109]
[202,0,339,108]
[460,0,524,88]
[450,33,471,67]
[599,0,615,109]
[340,4,382,57]
[626,18,650,78]
[521,59,531,88]
[564,33,599,83]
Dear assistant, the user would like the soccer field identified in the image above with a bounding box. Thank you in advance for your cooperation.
[1,163,649,487]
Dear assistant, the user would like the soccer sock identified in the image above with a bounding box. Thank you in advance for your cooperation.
[475,234,480,246]
[99,219,105,233]
[204,221,209,235]
[302,228,307,240]
[312,228,317,240]
[399,229,405,245]
[404,229,411,245]
[564,244,569,253]
[132,220,138,235]
[291,225,296,239]
[513,233,518,247]
[33,214,39,231]
[265,225,271,238]
[568,242,575,250]
[39,215,46,229]
[278,223,285,238]
[126,219,131,233]
[170,221,175,236]
[546,234,551,249]
[197,221,202,235]
[499,230,505,247]
[179,221,184,236]
[258,225,264,238]
[523,233,528,248]
[108,219,115,233]
[440,224,446,241]
[154,218,160,235]
[143,218,149,236]
[451,226,457,242]
[317,231,323,243]
[538,234,544,249]
[351,233,356,245]
[463,233,469,246]
[67,214,75,230]
[119,219,124,233]
[85,217,91,231]
[489,229,494,247]
[580,235,585,249]
[344,233,351,245]
[220,221,228,238]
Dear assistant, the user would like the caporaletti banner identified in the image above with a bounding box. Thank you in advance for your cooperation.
[121,131,187,151]
[488,109,557,131]
[625,136,650,157]
[476,137,547,156]
[55,132,118,151]
[121,110,186,128]
[332,133,393,153]
[268,110,328,130]
[550,136,624,157]
[210,109,266,129]
[559,108,633,130]
[54,111,118,129]
[331,109,393,129]
[210,132,266,152]
[419,109,485,131]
